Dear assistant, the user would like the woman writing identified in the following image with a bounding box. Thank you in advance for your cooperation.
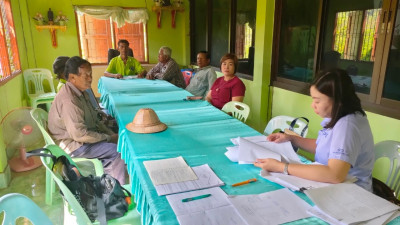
[205,53,246,109]
[255,69,374,191]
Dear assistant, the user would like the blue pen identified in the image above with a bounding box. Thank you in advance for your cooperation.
[181,194,212,202]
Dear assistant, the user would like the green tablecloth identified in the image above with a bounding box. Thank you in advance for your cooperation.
[98,77,400,225]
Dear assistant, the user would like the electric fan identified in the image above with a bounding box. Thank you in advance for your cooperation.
[0,107,43,172]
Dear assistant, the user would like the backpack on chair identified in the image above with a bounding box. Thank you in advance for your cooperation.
[28,148,131,225]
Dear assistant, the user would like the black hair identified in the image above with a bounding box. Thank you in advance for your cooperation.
[198,51,210,60]
[117,39,129,47]
[64,56,91,80]
[312,69,365,129]
[52,56,70,79]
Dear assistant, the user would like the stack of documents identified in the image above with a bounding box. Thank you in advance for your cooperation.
[143,156,198,186]
[225,136,301,164]
[154,164,225,196]
[166,187,314,225]
[260,169,357,192]
[304,183,400,225]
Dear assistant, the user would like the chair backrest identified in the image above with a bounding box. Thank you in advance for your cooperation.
[221,101,250,122]
[107,48,134,63]
[264,115,309,137]
[181,71,192,86]
[0,193,53,225]
[23,68,55,95]
[373,140,400,197]
[30,108,55,145]
[39,144,93,225]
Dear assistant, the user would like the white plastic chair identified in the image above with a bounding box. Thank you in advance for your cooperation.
[264,115,309,137]
[221,101,250,122]
[373,140,400,198]
[23,68,57,111]
[0,193,53,225]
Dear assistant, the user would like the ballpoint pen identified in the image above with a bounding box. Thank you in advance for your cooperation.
[232,178,257,187]
[181,194,212,202]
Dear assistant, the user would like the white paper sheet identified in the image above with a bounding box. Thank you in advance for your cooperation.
[228,188,312,225]
[304,183,400,225]
[121,75,138,79]
[143,156,198,185]
[238,137,281,164]
[177,205,247,225]
[225,146,239,162]
[154,164,224,196]
[230,135,267,145]
[260,170,357,192]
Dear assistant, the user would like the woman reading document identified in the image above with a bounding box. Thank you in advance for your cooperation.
[254,69,374,191]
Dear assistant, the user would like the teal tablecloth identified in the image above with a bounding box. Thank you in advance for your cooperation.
[98,77,400,225]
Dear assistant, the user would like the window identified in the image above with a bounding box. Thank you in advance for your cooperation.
[272,0,400,119]
[190,0,257,77]
[0,0,20,82]
[77,13,147,64]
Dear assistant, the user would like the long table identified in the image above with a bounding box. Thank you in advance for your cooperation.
[98,77,400,225]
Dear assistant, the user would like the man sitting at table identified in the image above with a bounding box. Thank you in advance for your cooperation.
[48,56,126,184]
[146,46,186,89]
[186,51,217,99]
[104,39,147,79]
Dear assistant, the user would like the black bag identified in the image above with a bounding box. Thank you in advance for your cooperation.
[28,148,130,225]
[372,177,400,206]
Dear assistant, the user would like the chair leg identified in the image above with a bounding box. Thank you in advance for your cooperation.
[45,169,55,205]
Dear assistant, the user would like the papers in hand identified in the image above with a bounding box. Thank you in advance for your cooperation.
[260,170,357,192]
[143,156,198,185]
[226,136,301,164]
[154,164,224,196]
[304,183,400,225]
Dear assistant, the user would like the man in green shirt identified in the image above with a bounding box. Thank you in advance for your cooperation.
[104,39,147,79]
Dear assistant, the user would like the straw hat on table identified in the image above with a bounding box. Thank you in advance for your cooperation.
[126,108,167,133]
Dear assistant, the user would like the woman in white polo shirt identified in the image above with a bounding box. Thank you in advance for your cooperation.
[254,69,374,191]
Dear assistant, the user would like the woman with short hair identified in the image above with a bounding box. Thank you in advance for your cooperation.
[205,53,246,109]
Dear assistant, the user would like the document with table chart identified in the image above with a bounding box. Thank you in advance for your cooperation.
[166,187,247,225]
[304,183,400,225]
[228,188,313,225]
[143,156,198,185]
[154,164,224,196]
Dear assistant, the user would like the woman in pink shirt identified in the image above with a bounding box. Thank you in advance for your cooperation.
[205,53,246,109]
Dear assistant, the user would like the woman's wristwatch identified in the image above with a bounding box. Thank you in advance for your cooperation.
[283,163,289,175]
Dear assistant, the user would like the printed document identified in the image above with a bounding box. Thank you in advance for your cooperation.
[166,187,246,225]
[238,137,281,164]
[304,183,400,225]
[143,156,198,185]
[228,188,312,225]
[154,164,224,196]
[260,170,357,191]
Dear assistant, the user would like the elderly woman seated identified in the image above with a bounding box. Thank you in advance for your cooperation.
[205,53,246,109]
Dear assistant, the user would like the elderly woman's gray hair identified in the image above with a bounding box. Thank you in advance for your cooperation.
[159,46,172,58]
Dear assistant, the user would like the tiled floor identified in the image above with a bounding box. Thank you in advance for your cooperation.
[0,165,64,224]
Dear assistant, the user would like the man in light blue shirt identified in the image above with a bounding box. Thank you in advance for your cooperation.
[185,51,217,99]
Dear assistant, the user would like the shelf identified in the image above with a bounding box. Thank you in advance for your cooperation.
[151,5,184,28]
[35,25,67,48]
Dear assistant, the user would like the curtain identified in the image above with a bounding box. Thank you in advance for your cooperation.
[75,6,149,28]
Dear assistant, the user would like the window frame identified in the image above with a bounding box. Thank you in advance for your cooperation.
[270,0,400,120]
[0,0,21,85]
[75,8,148,65]
[189,0,256,79]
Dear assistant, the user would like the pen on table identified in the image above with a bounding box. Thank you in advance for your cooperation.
[232,178,257,187]
[181,194,212,202]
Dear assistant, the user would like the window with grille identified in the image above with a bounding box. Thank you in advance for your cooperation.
[0,0,21,82]
[333,9,381,62]
[77,13,147,64]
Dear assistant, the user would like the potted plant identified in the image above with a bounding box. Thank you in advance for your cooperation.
[55,11,68,26]
[33,13,44,25]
